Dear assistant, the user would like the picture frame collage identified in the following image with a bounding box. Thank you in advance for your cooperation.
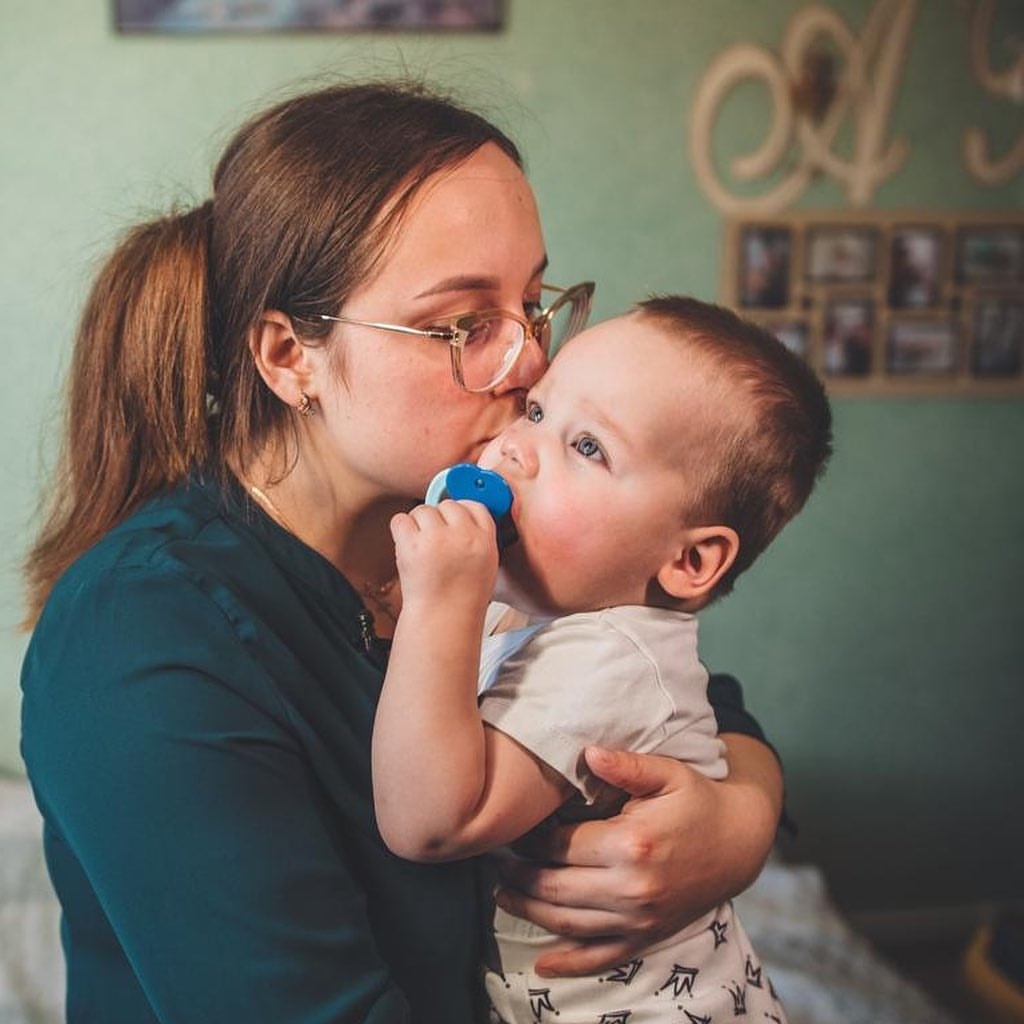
[722,212,1024,394]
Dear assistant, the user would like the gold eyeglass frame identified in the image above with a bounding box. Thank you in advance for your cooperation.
[308,281,595,392]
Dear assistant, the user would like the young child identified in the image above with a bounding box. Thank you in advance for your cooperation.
[372,295,832,1023]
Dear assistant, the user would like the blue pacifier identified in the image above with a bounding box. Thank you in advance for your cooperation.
[425,463,518,550]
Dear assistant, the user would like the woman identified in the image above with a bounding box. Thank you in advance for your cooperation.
[21,81,782,1023]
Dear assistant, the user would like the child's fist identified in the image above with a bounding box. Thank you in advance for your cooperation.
[390,499,499,609]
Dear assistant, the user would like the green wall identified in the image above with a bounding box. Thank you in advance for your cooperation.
[2,0,1021,916]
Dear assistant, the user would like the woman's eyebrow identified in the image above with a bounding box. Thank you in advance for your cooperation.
[413,257,550,300]
[414,275,501,298]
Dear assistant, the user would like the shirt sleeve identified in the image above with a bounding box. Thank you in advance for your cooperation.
[479,615,724,801]
[706,671,773,748]
[21,564,410,1024]
[705,671,794,834]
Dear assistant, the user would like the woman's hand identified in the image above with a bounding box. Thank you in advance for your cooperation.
[493,735,783,977]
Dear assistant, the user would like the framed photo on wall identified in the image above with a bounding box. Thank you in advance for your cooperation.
[955,226,1024,284]
[737,226,792,309]
[888,227,944,309]
[887,319,959,375]
[114,0,505,32]
[823,299,874,377]
[721,210,1024,395]
[972,297,1024,377]
[805,226,878,283]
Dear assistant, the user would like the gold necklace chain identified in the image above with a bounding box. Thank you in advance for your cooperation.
[246,480,400,623]
[248,482,296,535]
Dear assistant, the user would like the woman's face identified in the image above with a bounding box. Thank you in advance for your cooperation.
[314,143,549,502]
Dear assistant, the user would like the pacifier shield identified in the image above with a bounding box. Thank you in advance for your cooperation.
[424,463,517,548]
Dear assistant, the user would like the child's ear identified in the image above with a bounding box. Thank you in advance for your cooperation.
[657,526,740,603]
[249,310,315,407]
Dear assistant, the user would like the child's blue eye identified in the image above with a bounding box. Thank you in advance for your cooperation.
[573,435,604,460]
[526,401,543,423]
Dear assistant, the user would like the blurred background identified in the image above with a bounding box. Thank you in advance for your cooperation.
[1,0,1022,1017]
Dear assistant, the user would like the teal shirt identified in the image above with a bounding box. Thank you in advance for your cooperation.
[21,476,481,1023]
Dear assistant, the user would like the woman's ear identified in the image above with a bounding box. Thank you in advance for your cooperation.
[249,310,314,407]
[656,526,740,604]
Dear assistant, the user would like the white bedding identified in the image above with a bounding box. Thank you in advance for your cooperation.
[736,859,957,1024]
[0,775,63,1024]
[0,774,954,1024]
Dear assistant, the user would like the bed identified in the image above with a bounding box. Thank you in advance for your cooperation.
[0,774,63,1024]
[0,772,955,1024]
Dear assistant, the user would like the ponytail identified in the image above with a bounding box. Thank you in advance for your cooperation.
[25,80,527,628]
[24,202,213,625]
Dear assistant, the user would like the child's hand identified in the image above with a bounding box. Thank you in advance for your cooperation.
[390,500,499,613]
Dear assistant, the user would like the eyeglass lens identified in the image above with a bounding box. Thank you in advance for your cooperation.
[453,284,593,391]
[543,294,589,355]
[458,315,525,391]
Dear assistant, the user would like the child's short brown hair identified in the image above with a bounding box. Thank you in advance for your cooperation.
[637,295,833,598]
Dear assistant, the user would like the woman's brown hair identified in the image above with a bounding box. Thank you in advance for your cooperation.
[24,81,521,625]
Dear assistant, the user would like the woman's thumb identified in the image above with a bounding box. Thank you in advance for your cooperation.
[583,747,675,797]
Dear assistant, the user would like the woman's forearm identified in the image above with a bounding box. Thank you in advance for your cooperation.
[493,737,783,977]
[716,732,783,886]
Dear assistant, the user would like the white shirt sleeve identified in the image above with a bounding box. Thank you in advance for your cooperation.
[478,607,727,802]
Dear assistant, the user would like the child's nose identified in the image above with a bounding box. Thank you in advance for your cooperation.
[499,427,539,478]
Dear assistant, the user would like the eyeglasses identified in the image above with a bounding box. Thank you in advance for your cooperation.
[308,281,595,392]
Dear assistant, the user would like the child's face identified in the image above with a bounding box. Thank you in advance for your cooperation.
[479,314,729,615]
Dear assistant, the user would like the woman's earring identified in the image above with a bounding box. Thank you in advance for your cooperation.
[296,391,315,417]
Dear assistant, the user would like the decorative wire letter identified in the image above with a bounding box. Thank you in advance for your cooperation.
[690,0,919,215]
[962,0,1024,185]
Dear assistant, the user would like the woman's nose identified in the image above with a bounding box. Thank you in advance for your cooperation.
[493,332,548,395]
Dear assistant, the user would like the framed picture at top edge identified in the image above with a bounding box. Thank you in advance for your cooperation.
[805,226,878,283]
[114,0,505,33]
[737,225,792,309]
[887,319,959,376]
[888,226,944,310]
[971,296,1024,377]
[955,226,1024,284]
[822,297,873,377]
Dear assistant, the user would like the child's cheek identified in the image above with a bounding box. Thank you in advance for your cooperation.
[521,498,588,576]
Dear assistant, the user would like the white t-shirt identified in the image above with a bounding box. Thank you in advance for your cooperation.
[478,604,727,809]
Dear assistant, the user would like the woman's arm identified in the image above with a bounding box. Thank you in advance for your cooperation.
[496,735,783,977]
[22,567,415,1023]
